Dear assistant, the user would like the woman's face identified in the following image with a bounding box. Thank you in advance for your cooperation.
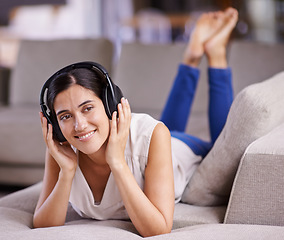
[53,84,110,155]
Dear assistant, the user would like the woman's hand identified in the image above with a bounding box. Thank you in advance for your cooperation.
[34,113,78,228]
[106,98,131,168]
[39,112,77,175]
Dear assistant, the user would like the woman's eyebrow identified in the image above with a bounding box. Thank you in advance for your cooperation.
[78,100,94,108]
[56,100,94,116]
[56,109,68,116]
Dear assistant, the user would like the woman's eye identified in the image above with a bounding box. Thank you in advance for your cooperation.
[84,105,94,112]
[60,114,71,121]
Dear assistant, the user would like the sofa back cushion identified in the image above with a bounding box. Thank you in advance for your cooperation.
[229,40,284,94]
[114,41,284,142]
[114,42,186,117]
[9,38,113,106]
[113,42,211,139]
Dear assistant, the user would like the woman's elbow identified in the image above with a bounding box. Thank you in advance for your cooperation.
[156,226,172,236]
[142,229,172,238]
[33,214,64,229]
[141,223,172,238]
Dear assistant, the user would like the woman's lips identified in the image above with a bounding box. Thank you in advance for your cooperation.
[75,130,96,141]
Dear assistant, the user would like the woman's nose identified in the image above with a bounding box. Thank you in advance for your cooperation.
[74,115,87,132]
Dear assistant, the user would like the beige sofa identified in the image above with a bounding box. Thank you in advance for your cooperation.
[0,39,284,239]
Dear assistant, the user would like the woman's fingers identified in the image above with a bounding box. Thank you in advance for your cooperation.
[46,122,54,144]
[122,98,131,121]
[117,102,124,122]
[117,98,131,131]
[109,98,131,141]
[39,112,48,142]
[110,110,118,138]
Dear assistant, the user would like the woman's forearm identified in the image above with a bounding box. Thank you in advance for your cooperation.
[33,171,73,228]
[110,161,173,237]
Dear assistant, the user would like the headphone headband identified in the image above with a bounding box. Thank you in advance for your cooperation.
[40,61,113,103]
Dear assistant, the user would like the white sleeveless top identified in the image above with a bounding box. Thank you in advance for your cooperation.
[69,113,202,220]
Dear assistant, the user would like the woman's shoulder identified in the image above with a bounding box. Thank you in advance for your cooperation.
[131,112,159,123]
[126,113,160,157]
[130,113,160,137]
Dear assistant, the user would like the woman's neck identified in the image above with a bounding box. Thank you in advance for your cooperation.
[79,148,111,179]
[79,141,108,167]
[78,146,111,203]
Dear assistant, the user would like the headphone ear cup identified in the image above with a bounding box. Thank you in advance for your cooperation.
[50,116,67,143]
[41,104,66,142]
[114,85,124,106]
[103,84,124,119]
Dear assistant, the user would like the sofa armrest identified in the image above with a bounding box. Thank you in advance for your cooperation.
[224,123,284,226]
[0,65,11,106]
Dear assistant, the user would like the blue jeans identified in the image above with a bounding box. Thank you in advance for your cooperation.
[160,64,233,157]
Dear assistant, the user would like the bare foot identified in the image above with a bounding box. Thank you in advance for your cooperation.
[183,11,225,67]
[204,7,239,68]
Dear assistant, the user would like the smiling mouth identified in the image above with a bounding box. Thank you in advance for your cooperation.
[75,130,95,140]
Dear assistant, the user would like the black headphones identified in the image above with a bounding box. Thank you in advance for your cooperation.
[40,61,123,142]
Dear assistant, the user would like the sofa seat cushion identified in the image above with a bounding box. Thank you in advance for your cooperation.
[182,71,284,206]
[1,205,284,240]
[1,183,284,239]
[0,182,226,237]
[173,203,226,229]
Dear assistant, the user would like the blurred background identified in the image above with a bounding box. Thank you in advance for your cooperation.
[0,0,283,67]
[0,0,284,196]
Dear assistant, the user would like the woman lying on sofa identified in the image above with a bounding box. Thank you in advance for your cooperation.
[33,8,238,237]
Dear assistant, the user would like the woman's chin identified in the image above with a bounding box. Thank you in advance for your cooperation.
[74,140,107,157]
